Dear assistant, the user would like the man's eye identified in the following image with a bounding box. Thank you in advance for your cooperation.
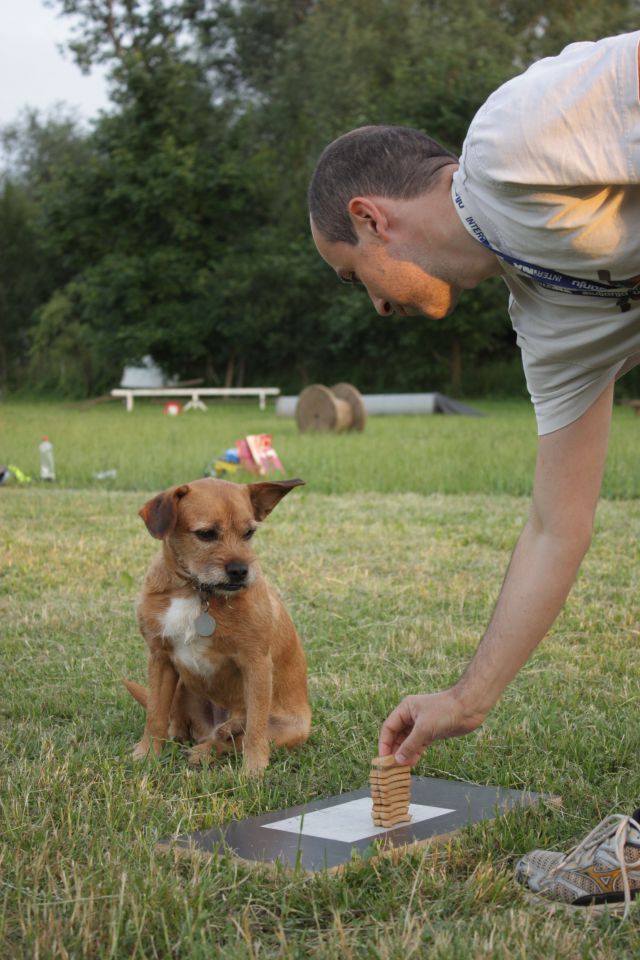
[242,529,255,541]
[195,529,218,541]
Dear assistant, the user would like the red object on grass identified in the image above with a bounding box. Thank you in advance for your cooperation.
[235,434,284,476]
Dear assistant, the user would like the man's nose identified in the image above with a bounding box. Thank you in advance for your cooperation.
[372,296,393,316]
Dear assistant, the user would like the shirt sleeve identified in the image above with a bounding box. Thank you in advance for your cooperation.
[462,31,640,189]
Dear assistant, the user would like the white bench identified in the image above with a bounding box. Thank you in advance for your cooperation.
[111,387,280,412]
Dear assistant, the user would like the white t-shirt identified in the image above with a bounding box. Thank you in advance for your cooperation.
[452,31,640,434]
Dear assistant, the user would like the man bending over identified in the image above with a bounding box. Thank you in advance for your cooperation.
[309,31,640,915]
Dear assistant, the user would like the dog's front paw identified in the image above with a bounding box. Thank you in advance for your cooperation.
[242,749,270,777]
[187,739,215,765]
[213,719,245,743]
[132,738,151,761]
[132,735,163,760]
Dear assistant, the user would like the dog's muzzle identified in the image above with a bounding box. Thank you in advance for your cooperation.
[221,561,249,591]
[198,562,250,594]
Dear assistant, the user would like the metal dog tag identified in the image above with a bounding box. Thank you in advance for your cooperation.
[194,611,216,637]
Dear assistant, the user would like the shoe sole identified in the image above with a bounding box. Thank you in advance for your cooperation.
[524,891,631,918]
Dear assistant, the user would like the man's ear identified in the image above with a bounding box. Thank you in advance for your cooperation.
[347,197,390,242]
[138,484,190,540]
[248,478,305,522]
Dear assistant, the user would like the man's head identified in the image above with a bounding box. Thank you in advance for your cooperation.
[308,125,457,246]
[308,125,464,319]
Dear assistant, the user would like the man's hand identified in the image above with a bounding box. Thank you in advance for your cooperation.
[378,689,486,765]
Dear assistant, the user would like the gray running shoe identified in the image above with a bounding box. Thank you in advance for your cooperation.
[514,814,640,918]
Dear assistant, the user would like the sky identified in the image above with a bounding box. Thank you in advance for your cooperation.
[1,0,110,128]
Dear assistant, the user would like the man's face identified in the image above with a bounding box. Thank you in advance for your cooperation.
[310,218,460,320]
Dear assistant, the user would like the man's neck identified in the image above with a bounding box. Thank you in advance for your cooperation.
[411,165,503,289]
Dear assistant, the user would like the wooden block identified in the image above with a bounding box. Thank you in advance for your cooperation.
[373,810,412,822]
[370,758,410,775]
[370,776,410,789]
[372,792,411,804]
[373,804,411,815]
[369,772,410,787]
[372,790,409,800]
[373,814,412,828]
[370,787,410,799]
[370,753,412,828]
[374,821,412,829]
[371,791,410,801]
[370,764,410,776]
[370,788,411,802]
[371,755,399,769]
[372,787,410,797]
[370,772,409,783]
[370,784,410,795]
[370,769,410,780]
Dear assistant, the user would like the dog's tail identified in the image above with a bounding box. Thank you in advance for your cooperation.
[122,678,148,709]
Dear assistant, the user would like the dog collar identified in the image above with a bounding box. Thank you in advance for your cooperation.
[171,560,217,637]
[190,581,217,638]
[191,584,217,637]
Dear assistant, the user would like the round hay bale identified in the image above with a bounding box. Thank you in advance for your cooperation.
[296,384,352,432]
[331,383,367,431]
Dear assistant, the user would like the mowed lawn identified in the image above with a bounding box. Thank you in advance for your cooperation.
[2,399,640,958]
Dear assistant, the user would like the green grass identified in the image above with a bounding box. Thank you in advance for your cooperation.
[1,395,639,497]
[2,400,640,957]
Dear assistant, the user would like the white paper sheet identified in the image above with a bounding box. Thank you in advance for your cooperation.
[262,797,454,843]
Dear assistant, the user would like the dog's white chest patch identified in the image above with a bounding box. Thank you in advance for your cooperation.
[161,596,215,677]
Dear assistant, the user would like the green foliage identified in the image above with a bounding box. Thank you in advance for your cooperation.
[2,0,639,396]
[0,109,89,391]
[31,37,261,391]
[0,182,42,387]
[28,286,106,396]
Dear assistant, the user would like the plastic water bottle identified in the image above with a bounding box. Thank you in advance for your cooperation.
[39,437,56,481]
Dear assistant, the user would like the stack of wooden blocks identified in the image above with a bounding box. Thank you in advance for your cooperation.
[370,755,412,827]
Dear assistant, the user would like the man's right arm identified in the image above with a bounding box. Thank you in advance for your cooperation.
[379,380,615,765]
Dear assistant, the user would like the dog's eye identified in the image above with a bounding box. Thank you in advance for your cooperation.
[242,529,255,541]
[195,529,218,542]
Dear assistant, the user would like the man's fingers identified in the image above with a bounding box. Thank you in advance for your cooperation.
[383,700,414,733]
[378,724,406,756]
[395,748,422,766]
[378,700,415,754]
[394,727,430,765]
[381,700,431,765]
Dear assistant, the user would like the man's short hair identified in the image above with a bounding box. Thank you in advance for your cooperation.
[308,125,458,245]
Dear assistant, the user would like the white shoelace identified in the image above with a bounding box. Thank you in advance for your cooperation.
[546,814,640,918]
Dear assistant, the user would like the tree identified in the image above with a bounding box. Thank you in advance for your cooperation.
[0,109,88,391]
[4,0,639,395]
[30,2,272,393]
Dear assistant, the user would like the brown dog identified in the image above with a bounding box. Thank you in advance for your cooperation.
[126,476,311,775]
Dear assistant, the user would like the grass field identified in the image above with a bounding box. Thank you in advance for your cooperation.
[2,399,640,958]
[1,395,639,497]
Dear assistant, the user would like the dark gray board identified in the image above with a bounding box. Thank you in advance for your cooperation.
[158,776,547,873]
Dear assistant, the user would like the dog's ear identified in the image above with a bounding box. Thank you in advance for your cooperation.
[138,484,190,539]
[248,478,305,522]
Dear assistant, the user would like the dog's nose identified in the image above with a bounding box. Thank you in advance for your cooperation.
[225,562,248,583]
